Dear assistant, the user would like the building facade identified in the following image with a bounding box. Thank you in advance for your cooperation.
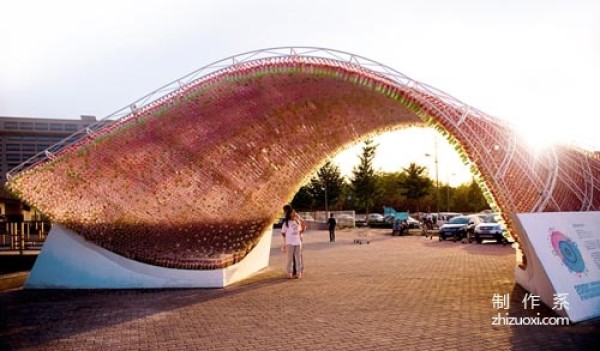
[0,115,98,219]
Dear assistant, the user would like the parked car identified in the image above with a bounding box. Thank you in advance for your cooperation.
[406,216,421,229]
[302,214,315,221]
[355,214,368,227]
[474,214,507,244]
[336,213,355,228]
[384,215,420,229]
[436,212,463,227]
[438,215,483,241]
[367,213,384,222]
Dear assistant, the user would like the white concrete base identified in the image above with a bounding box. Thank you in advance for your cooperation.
[513,212,600,323]
[25,224,272,289]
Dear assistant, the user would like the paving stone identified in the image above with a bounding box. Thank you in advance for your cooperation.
[0,229,598,350]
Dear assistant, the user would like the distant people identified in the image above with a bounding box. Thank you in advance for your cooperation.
[327,213,337,242]
[280,208,304,279]
[425,216,434,231]
[393,219,402,236]
[393,219,408,236]
[422,216,433,239]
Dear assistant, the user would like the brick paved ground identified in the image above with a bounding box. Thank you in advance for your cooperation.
[1,228,599,350]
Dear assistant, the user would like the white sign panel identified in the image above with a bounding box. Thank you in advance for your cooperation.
[516,212,600,322]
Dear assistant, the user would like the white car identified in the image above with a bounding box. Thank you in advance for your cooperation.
[336,213,355,227]
[367,213,384,222]
[406,216,421,229]
[384,215,420,228]
[302,214,315,221]
[474,214,508,244]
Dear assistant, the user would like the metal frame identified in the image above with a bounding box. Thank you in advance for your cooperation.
[6,46,595,213]
[6,47,496,180]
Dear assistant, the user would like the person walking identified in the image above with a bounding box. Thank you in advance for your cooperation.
[327,213,337,242]
[280,209,303,279]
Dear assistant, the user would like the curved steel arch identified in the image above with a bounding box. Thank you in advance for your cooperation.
[6,47,494,178]
[7,47,600,270]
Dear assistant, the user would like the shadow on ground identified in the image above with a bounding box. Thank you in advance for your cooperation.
[507,284,600,350]
[0,254,38,274]
[0,268,286,350]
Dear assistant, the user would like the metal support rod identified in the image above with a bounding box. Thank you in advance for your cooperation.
[446,180,450,213]
[446,173,455,212]
[19,223,24,255]
[324,183,329,214]
[434,136,440,221]
[425,135,440,222]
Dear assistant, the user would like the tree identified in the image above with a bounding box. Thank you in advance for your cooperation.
[290,186,313,211]
[440,184,454,212]
[338,182,354,210]
[350,139,381,216]
[376,171,407,211]
[466,179,489,212]
[308,161,345,211]
[397,162,432,215]
[451,179,488,213]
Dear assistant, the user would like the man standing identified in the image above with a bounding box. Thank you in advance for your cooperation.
[327,213,337,242]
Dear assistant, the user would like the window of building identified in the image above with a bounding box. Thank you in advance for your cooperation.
[6,154,22,162]
[19,122,33,130]
[50,124,63,131]
[37,136,63,142]
[13,136,34,141]
[4,122,18,129]
[35,122,49,130]
[64,124,78,132]
[20,153,36,159]
[6,144,20,151]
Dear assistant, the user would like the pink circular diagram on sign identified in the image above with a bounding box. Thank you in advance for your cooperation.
[550,230,585,274]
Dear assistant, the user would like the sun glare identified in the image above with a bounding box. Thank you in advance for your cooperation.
[512,119,568,151]
[331,127,473,186]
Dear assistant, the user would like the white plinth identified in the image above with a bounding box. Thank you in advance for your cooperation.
[25,224,272,289]
[513,212,600,323]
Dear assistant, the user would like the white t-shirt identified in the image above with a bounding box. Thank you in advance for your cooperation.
[281,219,302,246]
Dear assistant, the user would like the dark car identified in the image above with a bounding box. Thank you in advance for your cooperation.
[438,215,482,241]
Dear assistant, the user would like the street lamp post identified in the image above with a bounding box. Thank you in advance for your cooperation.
[425,135,440,223]
[324,182,329,214]
[434,136,440,221]
[446,173,455,212]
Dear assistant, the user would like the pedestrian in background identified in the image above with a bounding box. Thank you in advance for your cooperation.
[327,213,336,242]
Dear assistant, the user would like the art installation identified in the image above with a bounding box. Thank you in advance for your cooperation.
[7,47,600,271]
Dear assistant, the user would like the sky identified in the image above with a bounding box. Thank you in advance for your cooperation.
[332,127,473,186]
[1,0,599,185]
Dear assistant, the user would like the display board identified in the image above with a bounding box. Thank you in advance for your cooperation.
[515,212,600,323]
